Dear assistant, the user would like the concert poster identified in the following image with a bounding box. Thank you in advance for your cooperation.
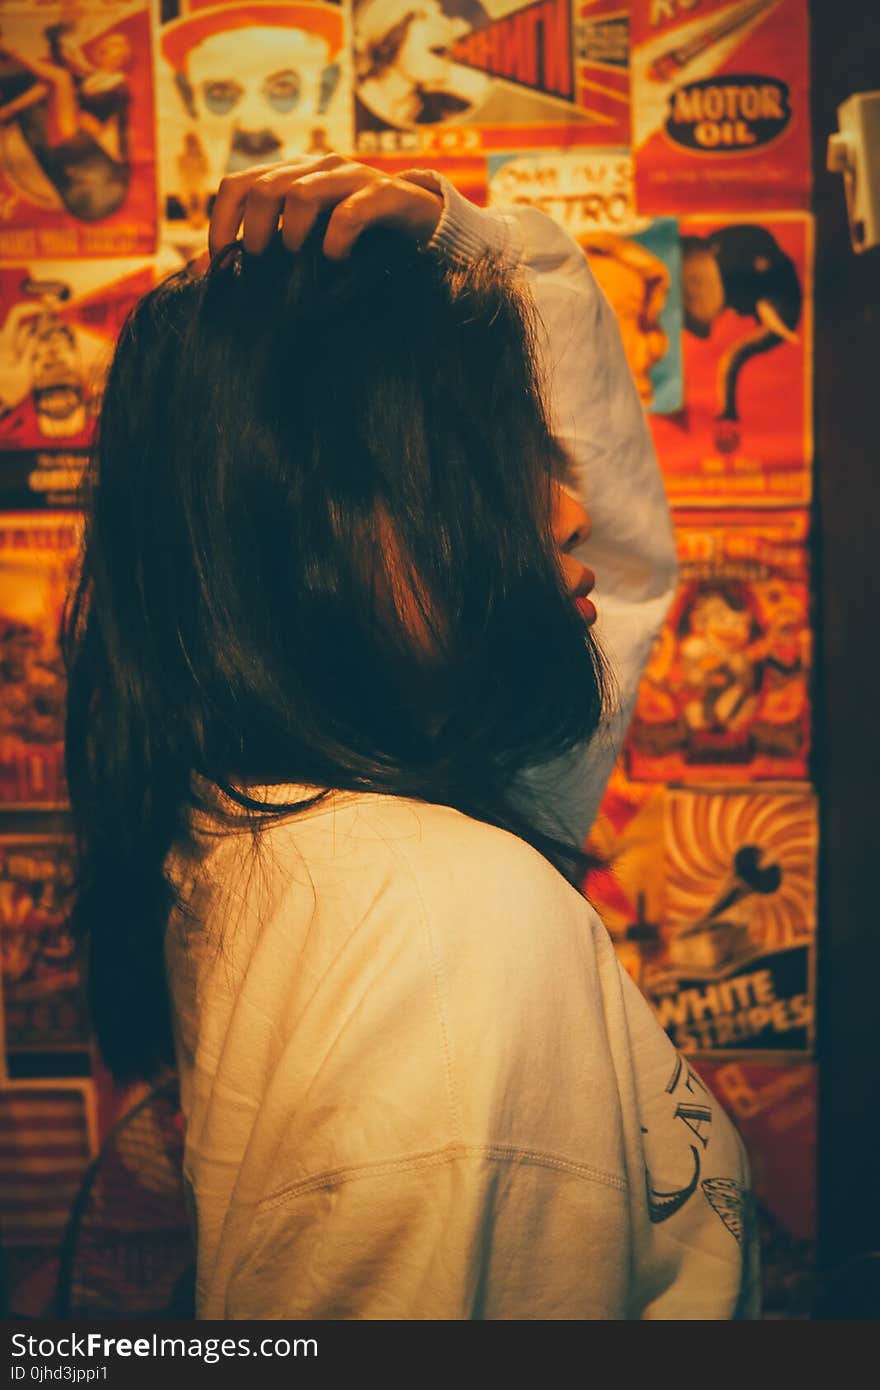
[353,0,630,158]
[627,509,811,782]
[0,2,157,258]
[586,781,817,1056]
[488,148,684,412]
[649,212,812,506]
[630,0,810,213]
[0,512,80,808]
[0,835,86,1059]
[699,1059,817,1317]
[156,1,351,257]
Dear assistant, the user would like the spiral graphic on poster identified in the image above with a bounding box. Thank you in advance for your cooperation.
[666,791,815,949]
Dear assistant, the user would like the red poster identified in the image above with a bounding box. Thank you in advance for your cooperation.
[0,513,81,808]
[0,261,153,489]
[650,213,812,507]
[630,0,810,213]
[699,1060,816,1316]
[354,0,629,158]
[627,510,811,782]
[0,3,157,257]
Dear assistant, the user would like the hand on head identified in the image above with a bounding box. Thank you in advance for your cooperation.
[206,153,444,261]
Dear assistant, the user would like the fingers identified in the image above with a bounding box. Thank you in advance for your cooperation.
[322,179,409,261]
[280,167,383,252]
[207,155,443,261]
[208,155,345,257]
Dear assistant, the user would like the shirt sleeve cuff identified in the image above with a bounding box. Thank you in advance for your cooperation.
[402,170,521,267]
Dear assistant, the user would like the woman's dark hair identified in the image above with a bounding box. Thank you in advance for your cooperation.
[63,221,606,1081]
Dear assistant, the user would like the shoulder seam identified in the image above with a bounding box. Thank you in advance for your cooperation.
[255,1142,628,1213]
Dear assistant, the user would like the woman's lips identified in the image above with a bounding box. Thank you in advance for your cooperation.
[576,593,597,625]
[570,564,597,626]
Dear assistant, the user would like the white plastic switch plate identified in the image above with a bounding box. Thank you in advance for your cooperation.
[827,90,880,254]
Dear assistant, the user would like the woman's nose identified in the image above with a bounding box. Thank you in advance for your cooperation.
[552,482,592,552]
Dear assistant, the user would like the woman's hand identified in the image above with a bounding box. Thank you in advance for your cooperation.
[207,154,444,261]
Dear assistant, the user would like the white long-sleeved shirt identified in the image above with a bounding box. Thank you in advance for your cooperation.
[166,189,759,1318]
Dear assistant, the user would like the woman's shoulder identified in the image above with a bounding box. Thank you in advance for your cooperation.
[271,791,608,983]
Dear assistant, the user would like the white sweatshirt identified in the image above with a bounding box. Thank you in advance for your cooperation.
[165,187,759,1319]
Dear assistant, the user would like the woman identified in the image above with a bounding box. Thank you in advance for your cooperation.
[64,156,758,1318]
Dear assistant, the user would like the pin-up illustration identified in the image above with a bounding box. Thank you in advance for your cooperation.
[160,4,346,228]
[0,13,133,223]
[682,222,801,452]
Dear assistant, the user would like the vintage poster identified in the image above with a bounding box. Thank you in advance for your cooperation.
[630,0,810,213]
[650,212,812,506]
[488,148,683,412]
[0,512,80,808]
[627,510,811,782]
[586,783,817,1056]
[700,1059,816,1316]
[0,2,157,258]
[0,836,86,1058]
[0,259,153,506]
[157,1,350,256]
[353,0,630,158]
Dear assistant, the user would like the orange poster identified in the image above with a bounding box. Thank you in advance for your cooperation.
[0,513,80,808]
[650,213,812,506]
[157,1,349,256]
[627,510,811,782]
[0,2,157,257]
[630,0,810,213]
[586,780,817,1056]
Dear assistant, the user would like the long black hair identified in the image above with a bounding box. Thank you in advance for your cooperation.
[63,221,606,1081]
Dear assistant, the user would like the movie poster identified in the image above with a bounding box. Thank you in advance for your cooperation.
[627,510,811,781]
[0,259,152,506]
[700,1059,817,1316]
[156,1,350,257]
[586,782,817,1055]
[649,212,811,505]
[0,2,157,258]
[488,148,684,412]
[354,0,630,158]
[630,0,810,213]
[0,836,86,1059]
[0,513,80,808]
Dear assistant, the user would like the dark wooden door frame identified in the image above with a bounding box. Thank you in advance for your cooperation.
[811,0,880,1313]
